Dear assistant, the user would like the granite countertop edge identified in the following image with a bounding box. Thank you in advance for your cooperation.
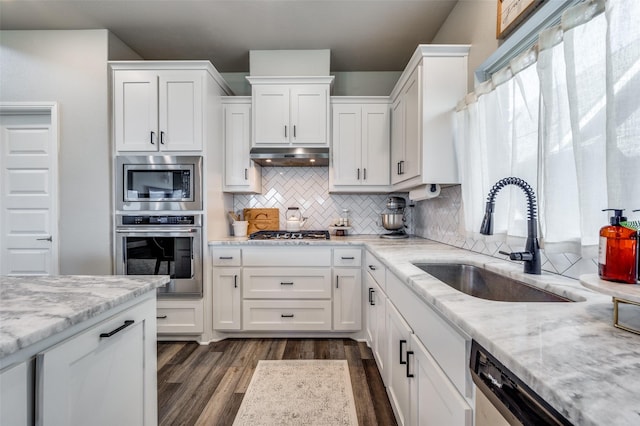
[0,275,169,360]
[208,235,640,426]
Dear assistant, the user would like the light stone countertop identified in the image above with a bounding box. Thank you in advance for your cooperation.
[0,275,168,361]
[209,235,640,426]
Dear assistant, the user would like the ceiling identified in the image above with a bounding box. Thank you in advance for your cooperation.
[0,0,459,73]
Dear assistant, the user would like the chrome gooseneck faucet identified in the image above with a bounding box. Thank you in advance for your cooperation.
[480,177,541,275]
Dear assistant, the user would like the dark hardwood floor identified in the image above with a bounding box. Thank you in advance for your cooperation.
[157,338,397,426]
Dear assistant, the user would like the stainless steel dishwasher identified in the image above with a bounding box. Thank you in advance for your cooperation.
[470,340,573,426]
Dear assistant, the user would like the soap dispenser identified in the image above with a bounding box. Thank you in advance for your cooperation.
[598,209,638,283]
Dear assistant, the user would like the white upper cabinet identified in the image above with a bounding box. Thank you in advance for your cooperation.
[390,45,470,191]
[330,98,390,192]
[222,97,261,193]
[247,77,333,146]
[112,63,219,153]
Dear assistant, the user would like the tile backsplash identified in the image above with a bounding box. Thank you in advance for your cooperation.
[413,185,598,280]
[233,167,411,235]
[233,169,596,280]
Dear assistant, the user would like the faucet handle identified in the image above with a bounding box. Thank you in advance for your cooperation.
[499,250,533,261]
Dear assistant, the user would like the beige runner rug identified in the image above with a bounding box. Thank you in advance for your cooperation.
[233,360,358,426]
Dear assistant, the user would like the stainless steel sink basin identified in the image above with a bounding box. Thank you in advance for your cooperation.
[413,263,572,302]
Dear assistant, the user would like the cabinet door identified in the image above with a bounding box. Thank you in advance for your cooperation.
[36,298,156,426]
[223,102,260,191]
[113,70,158,152]
[212,267,241,330]
[253,85,289,145]
[401,67,421,181]
[331,104,362,186]
[391,96,405,185]
[156,299,204,335]
[410,334,472,426]
[386,300,412,426]
[333,268,362,331]
[0,362,29,426]
[290,85,329,145]
[361,103,390,186]
[158,71,203,151]
[365,272,388,385]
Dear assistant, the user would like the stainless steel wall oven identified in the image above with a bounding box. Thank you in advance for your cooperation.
[116,155,202,211]
[115,214,203,297]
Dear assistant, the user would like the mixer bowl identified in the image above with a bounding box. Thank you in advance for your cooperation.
[381,213,405,230]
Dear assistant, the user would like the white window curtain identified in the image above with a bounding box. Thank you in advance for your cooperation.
[455,0,640,256]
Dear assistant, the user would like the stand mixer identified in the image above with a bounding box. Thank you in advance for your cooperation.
[380,196,408,239]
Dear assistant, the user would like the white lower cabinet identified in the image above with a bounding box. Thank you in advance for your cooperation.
[334,268,362,331]
[387,300,413,426]
[212,267,241,330]
[210,246,362,333]
[0,361,29,426]
[364,264,388,384]
[379,270,473,426]
[36,297,156,426]
[410,334,472,426]
[156,299,204,335]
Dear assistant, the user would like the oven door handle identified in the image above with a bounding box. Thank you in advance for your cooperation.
[116,228,199,234]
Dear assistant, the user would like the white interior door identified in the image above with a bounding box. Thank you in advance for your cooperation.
[0,103,58,275]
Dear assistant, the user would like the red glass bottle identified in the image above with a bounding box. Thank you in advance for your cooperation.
[598,209,638,284]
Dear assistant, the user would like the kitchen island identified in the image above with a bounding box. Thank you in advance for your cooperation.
[209,235,640,426]
[0,275,168,425]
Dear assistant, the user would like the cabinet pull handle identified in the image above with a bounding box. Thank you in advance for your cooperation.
[368,287,375,305]
[357,168,360,180]
[363,168,367,180]
[150,131,155,145]
[244,168,248,180]
[37,236,53,242]
[219,256,233,259]
[400,160,405,175]
[160,131,165,144]
[368,265,377,271]
[293,125,296,138]
[156,315,168,319]
[336,276,339,289]
[284,125,287,138]
[281,314,294,318]
[280,281,294,285]
[406,351,415,378]
[100,320,134,339]
[397,161,400,175]
[234,275,238,288]
[341,256,355,260]
[399,339,407,364]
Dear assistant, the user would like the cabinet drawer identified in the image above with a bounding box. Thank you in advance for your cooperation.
[243,267,331,299]
[243,247,330,266]
[333,248,362,267]
[210,248,241,266]
[243,300,332,331]
[365,250,386,289]
[156,300,204,335]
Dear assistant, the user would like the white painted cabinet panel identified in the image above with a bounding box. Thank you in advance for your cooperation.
[156,299,204,335]
[243,300,332,331]
[243,267,331,299]
[113,68,203,152]
[410,334,472,426]
[222,99,261,193]
[212,267,242,331]
[386,299,412,426]
[253,85,290,145]
[330,99,390,192]
[290,86,329,145]
[0,361,29,426]
[364,270,388,384]
[333,268,362,331]
[36,297,156,426]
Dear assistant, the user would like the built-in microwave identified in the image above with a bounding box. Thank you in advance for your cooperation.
[116,155,202,211]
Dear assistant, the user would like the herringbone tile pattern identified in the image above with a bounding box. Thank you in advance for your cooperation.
[414,185,598,279]
[233,167,412,235]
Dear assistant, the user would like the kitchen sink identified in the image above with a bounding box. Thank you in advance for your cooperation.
[413,263,573,302]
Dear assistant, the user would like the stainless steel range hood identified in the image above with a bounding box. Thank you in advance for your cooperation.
[249,147,329,167]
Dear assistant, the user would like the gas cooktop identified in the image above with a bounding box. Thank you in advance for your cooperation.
[249,230,330,240]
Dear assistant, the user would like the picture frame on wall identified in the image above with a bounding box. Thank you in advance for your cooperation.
[497,0,544,39]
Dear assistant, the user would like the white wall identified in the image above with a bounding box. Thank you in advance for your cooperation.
[0,30,138,274]
[431,0,499,90]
